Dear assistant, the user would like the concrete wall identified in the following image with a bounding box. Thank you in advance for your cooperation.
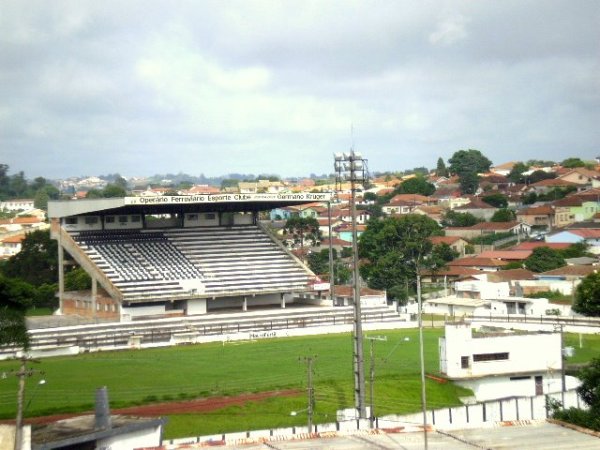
[165,390,585,446]
[187,298,207,315]
[99,424,163,450]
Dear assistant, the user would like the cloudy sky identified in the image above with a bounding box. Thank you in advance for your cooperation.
[1,1,599,180]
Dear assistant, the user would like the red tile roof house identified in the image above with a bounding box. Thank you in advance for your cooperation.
[452,197,498,220]
[445,221,531,240]
[478,250,532,262]
[516,204,555,229]
[525,178,580,195]
[546,228,600,254]
[429,235,469,256]
[447,257,509,272]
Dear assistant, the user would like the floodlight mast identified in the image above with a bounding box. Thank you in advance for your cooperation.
[334,150,368,420]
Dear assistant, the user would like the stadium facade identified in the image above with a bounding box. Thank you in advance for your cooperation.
[48,193,331,320]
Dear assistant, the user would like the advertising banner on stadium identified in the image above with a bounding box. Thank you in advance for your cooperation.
[124,192,332,205]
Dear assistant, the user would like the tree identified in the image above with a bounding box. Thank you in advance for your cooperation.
[561,157,586,168]
[436,157,449,177]
[395,176,435,196]
[0,275,34,349]
[102,184,127,198]
[283,217,321,249]
[482,193,508,208]
[527,170,556,184]
[523,247,565,273]
[86,189,103,199]
[359,215,443,292]
[307,249,331,275]
[448,149,492,194]
[363,192,378,202]
[431,243,459,262]
[64,267,92,291]
[577,357,600,411]
[441,210,481,227]
[507,162,529,183]
[34,185,60,210]
[2,229,58,286]
[573,272,600,317]
[559,242,591,259]
[490,208,516,222]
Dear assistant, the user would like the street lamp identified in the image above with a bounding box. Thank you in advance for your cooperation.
[334,150,369,420]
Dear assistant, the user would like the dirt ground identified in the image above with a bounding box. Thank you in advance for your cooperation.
[18,389,300,425]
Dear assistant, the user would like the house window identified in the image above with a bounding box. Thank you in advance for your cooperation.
[205,213,216,220]
[105,216,115,223]
[118,215,128,223]
[65,217,78,225]
[131,215,141,223]
[473,352,509,362]
[461,356,469,368]
[510,375,531,381]
[187,214,198,221]
[84,216,98,224]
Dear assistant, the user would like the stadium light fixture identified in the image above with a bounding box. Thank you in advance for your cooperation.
[333,149,369,421]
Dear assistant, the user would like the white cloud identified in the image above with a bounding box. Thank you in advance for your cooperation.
[429,14,469,46]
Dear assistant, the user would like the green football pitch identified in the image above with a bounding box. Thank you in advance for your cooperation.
[0,328,597,438]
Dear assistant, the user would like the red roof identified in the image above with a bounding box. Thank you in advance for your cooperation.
[511,242,571,251]
[1,234,25,244]
[478,250,532,260]
[517,205,554,215]
[448,257,508,267]
[530,178,578,187]
[569,229,600,239]
[429,236,464,245]
[0,217,43,225]
[454,198,497,210]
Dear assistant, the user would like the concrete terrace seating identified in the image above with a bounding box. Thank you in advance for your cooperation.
[164,226,311,294]
[69,225,312,300]
[73,230,201,299]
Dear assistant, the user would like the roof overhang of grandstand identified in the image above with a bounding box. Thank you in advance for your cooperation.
[48,193,333,218]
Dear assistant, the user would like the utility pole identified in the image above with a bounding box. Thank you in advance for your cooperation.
[366,335,387,428]
[300,356,316,432]
[12,357,43,450]
[417,273,428,450]
[334,150,369,419]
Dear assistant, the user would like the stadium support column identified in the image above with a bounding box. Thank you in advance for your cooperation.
[91,277,97,320]
[243,296,248,312]
[281,293,286,309]
[58,227,65,314]
[327,201,335,305]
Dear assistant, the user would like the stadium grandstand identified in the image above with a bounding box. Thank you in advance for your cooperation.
[47,193,332,320]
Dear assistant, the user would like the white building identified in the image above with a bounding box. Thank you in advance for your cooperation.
[0,198,34,211]
[439,323,579,401]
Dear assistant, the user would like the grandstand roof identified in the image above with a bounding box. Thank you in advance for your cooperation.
[48,193,333,218]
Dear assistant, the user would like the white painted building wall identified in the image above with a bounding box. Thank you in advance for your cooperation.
[98,424,163,450]
[455,280,510,299]
[440,323,562,379]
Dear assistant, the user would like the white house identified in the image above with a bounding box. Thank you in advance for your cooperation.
[439,323,579,401]
[0,198,34,211]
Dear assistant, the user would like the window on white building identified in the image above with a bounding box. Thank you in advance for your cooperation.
[473,352,509,362]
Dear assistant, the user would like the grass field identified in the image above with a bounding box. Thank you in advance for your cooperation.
[0,328,598,438]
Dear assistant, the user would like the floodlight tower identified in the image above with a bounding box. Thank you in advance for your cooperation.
[334,150,368,419]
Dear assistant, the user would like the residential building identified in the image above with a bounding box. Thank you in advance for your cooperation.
[546,229,600,254]
[429,235,469,256]
[516,205,555,230]
[452,198,498,220]
[0,198,35,211]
